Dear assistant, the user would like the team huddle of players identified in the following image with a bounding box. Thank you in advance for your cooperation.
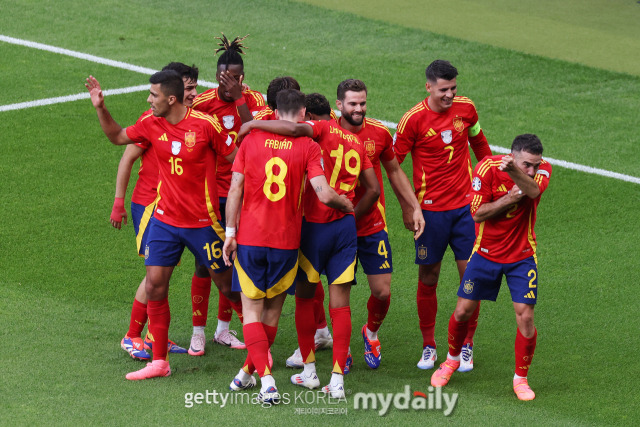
[86,34,551,404]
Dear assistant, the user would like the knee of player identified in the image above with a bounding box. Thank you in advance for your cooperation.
[454,299,477,321]
[370,287,390,301]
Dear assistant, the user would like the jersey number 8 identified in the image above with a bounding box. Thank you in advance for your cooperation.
[263,157,288,202]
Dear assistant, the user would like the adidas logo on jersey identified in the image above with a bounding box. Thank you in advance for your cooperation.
[210,262,220,270]
[524,291,536,299]
[425,128,436,137]
[158,133,168,141]
[379,261,391,269]
[497,184,508,193]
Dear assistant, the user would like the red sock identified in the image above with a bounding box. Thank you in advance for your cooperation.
[329,306,351,374]
[191,274,212,327]
[263,323,277,347]
[243,323,277,374]
[313,282,327,329]
[366,294,390,333]
[127,298,147,338]
[515,327,537,377]
[417,280,437,348]
[147,298,170,361]
[447,313,469,357]
[244,322,270,377]
[463,301,481,346]
[217,291,233,322]
[296,296,316,363]
[229,298,244,324]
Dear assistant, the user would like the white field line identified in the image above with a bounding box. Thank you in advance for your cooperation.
[2,34,638,185]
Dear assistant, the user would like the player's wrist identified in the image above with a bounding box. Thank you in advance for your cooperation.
[113,197,125,209]
[225,226,237,237]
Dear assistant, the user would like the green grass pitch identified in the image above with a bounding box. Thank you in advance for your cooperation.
[1,0,638,425]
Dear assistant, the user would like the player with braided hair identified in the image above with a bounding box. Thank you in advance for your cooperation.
[188,33,265,356]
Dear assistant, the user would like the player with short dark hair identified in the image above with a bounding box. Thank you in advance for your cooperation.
[187,34,266,355]
[86,70,239,380]
[237,92,380,397]
[222,89,353,405]
[431,134,551,402]
[113,62,200,360]
[394,60,492,372]
[335,79,424,370]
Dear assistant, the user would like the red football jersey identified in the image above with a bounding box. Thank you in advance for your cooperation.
[126,108,235,228]
[303,119,373,224]
[469,155,552,263]
[254,106,276,121]
[129,109,159,206]
[338,117,394,237]
[192,89,265,197]
[394,96,490,211]
[232,129,325,250]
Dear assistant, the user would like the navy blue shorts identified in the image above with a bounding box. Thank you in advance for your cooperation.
[357,229,393,275]
[298,215,357,286]
[458,253,538,304]
[415,205,475,265]
[131,201,156,256]
[218,197,227,226]
[232,244,298,299]
[144,217,229,273]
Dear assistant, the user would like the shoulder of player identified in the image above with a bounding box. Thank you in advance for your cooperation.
[243,89,266,106]
[452,96,477,110]
[253,107,273,120]
[192,88,218,106]
[475,155,504,177]
[362,118,392,138]
[187,109,223,131]
[137,110,155,123]
[397,101,427,132]
[535,159,552,180]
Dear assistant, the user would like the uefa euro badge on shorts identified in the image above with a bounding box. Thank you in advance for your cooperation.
[463,280,474,295]
[418,245,428,260]
[145,245,150,260]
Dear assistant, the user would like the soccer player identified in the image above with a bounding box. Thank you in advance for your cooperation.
[222,89,353,404]
[113,62,199,360]
[86,70,239,380]
[187,34,266,354]
[334,79,424,369]
[256,77,335,360]
[430,134,551,401]
[394,60,492,371]
[237,92,380,397]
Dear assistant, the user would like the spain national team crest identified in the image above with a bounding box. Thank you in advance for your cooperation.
[441,130,452,144]
[222,115,235,130]
[365,139,376,157]
[184,132,196,148]
[463,280,474,294]
[418,245,428,260]
[453,116,464,133]
[171,141,182,155]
